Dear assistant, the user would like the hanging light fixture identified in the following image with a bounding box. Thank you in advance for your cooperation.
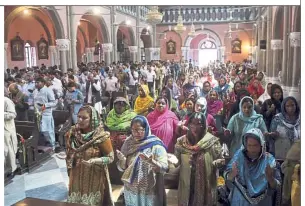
[188,19,196,37]
[145,6,163,25]
[174,7,186,34]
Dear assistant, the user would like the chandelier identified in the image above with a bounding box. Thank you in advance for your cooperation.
[145,6,163,25]
[174,9,186,34]
[188,21,196,37]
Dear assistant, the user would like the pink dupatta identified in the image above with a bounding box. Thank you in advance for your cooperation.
[147,105,179,153]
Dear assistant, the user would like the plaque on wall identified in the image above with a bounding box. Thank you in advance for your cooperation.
[166,39,176,54]
[260,40,266,50]
[10,33,25,61]
[231,38,242,53]
[37,35,49,60]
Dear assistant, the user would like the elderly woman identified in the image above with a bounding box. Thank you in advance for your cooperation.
[213,76,231,100]
[207,90,223,116]
[134,84,154,116]
[224,96,267,156]
[105,97,137,184]
[65,105,114,205]
[175,112,224,206]
[224,128,282,206]
[269,96,300,159]
[116,115,168,206]
[147,96,179,153]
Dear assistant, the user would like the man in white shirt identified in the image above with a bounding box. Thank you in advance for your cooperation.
[145,64,156,97]
[103,70,119,97]
[128,65,139,95]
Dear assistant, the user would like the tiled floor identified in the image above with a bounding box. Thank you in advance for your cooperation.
[5,154,178,206]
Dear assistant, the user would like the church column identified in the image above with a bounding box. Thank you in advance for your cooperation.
[90,47,95,62]
[281,6,289,87]
[68,6,78,71]
[153,48,160,60]
[111,6,117,63]
[270,40,282,84]
[56,39,70,73]
[145,48,153,62]
[181,47,187,62]
[252,46,257,65]
[129,46,138,62]
[85,48,91,63]
[136,6,141,62]
[289,32,300,87]
[102,43,113,66]
[219,46,226,63]
[266,7,272,77]
[49,46,57,66]
[4,43,8,69]
[152,25,157,48]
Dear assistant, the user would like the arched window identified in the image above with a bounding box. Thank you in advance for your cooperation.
[25,42,37,67]
[200,40,217,49]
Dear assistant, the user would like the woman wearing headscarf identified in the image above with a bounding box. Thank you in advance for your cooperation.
[269,96,300,160]
[224,128,282,206]
[228,88,261,120]
[194,97,218,136]
[281,140,300,205]
[160,86,178,112]
[224,96,267,156]
[116,115,168,206]
[207,90,223,116]
[147,97,179,153]
[257,82,272,105]
[213,76,231,100]
[257,71,267,88]
[134,84,154,116]
[65,105,114,205]
[105,97,137,134]
[261,84,284,130]
[175,112,225,206]
[247,78,265,101]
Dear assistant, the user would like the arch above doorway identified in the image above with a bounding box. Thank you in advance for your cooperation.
[184,28,223,48]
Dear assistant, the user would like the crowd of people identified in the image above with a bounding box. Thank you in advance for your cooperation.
[4,59,300,206]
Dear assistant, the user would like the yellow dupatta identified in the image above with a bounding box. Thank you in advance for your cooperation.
[134,84,154,116]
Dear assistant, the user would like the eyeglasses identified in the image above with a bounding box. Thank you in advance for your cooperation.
[131,128,145,134]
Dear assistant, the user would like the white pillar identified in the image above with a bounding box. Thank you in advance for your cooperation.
[270,40,283,84]
[85,48,91,63]
[266,7,272,77]
[56,39,70,73]
[69,6,78,71]
[219,46,226,63]
[4,43,8,69]
[252,46,258,65]
[129,46,138,63]
[102,43,113,66]
[145,48,154,62]
[90,47,95,62]
[289,32,300,87]
[48,46,57,66]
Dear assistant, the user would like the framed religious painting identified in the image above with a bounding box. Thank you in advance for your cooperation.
[166,39,176,54]
[231,38,242,53]
[10,33,25,61]
[37,36,49,60]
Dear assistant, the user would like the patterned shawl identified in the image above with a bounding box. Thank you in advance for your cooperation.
[134,84,154,115]
[238,96,263,123]
[65,105,109,169]
[105,97,137,131]
[120,115,166,184]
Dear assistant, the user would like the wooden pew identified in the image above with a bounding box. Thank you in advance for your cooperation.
[13,197,85,206]
[15,120,53,173]
[52,109,72,152]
